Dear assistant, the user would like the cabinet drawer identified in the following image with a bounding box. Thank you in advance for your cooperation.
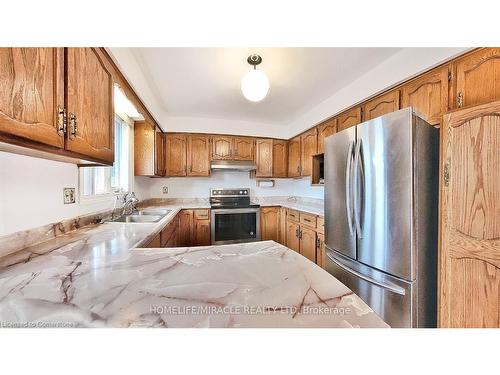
[287,209,300,222]
[300,212,317,229]
[317,216,324,234]
[194,209,210,220]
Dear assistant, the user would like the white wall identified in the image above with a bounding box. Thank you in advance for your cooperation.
[143,172,323,200]
[163,116,288,139]
[287,47,469,137]
[0,152,118,236]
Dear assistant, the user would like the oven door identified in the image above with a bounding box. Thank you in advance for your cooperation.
[211,208,260,245]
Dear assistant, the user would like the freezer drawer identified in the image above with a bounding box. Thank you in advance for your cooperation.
[325,248,415,328]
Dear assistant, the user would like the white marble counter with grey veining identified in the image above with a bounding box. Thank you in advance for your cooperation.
[0,240,387,328]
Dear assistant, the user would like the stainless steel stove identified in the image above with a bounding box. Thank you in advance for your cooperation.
[210,188,260,245]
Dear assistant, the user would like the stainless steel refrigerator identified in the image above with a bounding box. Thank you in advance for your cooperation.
[324,107,439,328]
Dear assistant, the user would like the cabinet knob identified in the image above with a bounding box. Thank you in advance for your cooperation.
[69,113,77,139]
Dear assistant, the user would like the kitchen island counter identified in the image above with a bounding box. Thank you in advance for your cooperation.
[0,240,387,328]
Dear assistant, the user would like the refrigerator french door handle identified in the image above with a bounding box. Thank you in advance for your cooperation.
[353,140,364,238]
[326,250,406,296]
[345,141,355,236]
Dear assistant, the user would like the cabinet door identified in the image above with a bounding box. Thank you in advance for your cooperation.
[66,48,114,164]
[455,48,500,109]
[317,118,337,154]
[362,90,400,122]
[187,134,210,176]
[286,220,300,252]
[272,140,288,177]
[178,210,193,247]
[134,121,156,176]
[300,226,317,263]
[233,136,254,161]
[337,107,362,132]
[211,135,233,160]
[316,233,325,268]
[255,138,273,177]
[260,207,280,242]
[401,65,450,126]
[300,128,318,176]
[439,100,500,328]
[155,131,166,176]
[278,207,287,245]
[0,48,65,148]
[166,134,187,176]
[287,136,301,177]
[193,219,211,246]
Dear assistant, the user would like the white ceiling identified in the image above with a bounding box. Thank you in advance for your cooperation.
[130,48,402,125]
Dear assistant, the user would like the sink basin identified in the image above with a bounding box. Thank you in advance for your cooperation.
[109,214,163,223]
[137,208,171,216]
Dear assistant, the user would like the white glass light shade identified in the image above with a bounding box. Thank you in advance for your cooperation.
[241,69,270,102]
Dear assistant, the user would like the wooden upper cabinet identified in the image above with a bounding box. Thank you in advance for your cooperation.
[402,65,450,126]
[287,136,301,177]
[272,139,288,178]
[134,121,157,176]
[155,131,166,177]
[255,138,273,177]
[439,100,500,328]
[65,48,114,164]
[300,128,318,176]
[211,135,233,160]
[233,136,254,161]
[187,134,210,176]
[362,90,400,122]
[455,48,500,109]
[337,107,362,131]
[317,118,337,154]
[0,48,65,148]
[165,134,187,177]
[260,207,280,242]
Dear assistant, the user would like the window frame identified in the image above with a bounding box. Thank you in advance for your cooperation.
[78,113,134,204]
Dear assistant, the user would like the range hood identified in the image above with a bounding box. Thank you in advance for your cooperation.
[210,160,257,172]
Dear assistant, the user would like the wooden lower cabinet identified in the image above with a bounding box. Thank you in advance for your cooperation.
[178,210,194,246]
[299,227,317,263]
[439,100,500,328]
[316,233,325,269]
[260,207,280,241]
[278,207,287,245]
[286,220,300,252]
[193,218,211,246]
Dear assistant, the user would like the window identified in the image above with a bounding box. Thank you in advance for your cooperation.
[80,115,131,198]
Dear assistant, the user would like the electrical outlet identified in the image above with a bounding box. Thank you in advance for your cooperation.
[162,186,169,194]
[63,188,76,204]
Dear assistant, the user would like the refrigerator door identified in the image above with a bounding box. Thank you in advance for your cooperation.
[325,247,415,328]
[354,108,415,281]
[324,126,356,259]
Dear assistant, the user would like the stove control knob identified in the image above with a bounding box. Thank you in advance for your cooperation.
[239,190,243,194]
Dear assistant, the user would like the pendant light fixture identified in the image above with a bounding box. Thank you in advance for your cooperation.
[241,54,270,102]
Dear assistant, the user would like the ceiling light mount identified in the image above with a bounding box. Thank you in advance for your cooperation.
[247,54,263,69]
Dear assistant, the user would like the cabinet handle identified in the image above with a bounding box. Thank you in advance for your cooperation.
[443,162,450,187]
[296,165,300,173]
[69,113,77,139]
[57,106,67,135]
[457,92,463,108]
[304,218,311,223]
[299,229,303,239]
[316,238,320,249]
[295,228,299,238]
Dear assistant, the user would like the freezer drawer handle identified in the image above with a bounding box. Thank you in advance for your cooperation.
[326,252,406,296]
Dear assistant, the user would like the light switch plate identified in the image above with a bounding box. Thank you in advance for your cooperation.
[63,188,76,204]
[162,186,168,194]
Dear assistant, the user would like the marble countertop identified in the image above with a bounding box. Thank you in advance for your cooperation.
[0,240,387,328]
[255,201,324,216]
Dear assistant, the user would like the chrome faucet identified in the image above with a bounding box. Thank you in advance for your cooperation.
[121,192,139,216]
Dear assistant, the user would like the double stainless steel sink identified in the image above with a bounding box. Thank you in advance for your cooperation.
[106,208,171,224]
